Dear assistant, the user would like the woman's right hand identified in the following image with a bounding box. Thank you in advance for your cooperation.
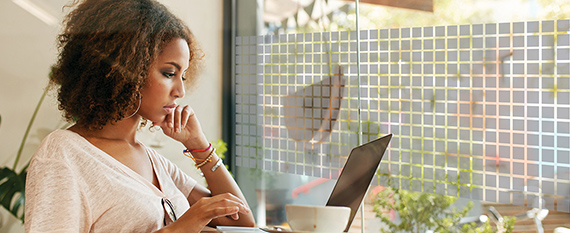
[186,193,251,222]
[159,193,251,233]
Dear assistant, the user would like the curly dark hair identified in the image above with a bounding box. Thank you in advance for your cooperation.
[50,0,204,129]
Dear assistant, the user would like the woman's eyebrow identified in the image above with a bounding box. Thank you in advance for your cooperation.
[166,62,181,70]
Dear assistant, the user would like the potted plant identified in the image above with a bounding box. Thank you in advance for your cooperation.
[0,87,48,223]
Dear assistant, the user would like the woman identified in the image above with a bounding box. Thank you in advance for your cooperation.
[24,0,255,232]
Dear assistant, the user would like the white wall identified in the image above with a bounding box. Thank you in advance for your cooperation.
[0,0,224,231]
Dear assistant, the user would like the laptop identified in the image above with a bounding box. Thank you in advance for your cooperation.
[326,133,392,232]
[216,134,392,233]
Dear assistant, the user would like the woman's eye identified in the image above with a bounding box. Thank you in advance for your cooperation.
[182,76,187,81]
[163,72,175,78]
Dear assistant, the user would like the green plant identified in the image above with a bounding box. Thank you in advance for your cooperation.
[211,139,231,173]
[211,139,228,161]
[0,67,71,223]
[0,87,48,223]
[372,187,515,233]
[200,139,230,188]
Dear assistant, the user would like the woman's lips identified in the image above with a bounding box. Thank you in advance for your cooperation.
[164,104,177,113]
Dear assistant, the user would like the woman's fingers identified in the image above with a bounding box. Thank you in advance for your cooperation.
[173,105,183,133]
[180,105,192,130]
[170,105,194,133]
[172,193,250,229]
[211,206,240,220]
[196,194,251,220]
[154,104,210,148]
[219,193,251,214]
[157,104,190,133]
[166,107,175,129]
[210,193,250,214]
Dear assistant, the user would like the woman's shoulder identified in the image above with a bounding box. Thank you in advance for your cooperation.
[33,129,87,160]
[45,128,76,139]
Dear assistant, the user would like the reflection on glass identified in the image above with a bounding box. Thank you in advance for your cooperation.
[284,65,346,149]
[235,0,570,232]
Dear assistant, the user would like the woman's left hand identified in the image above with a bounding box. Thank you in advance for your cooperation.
[153,104,210,150]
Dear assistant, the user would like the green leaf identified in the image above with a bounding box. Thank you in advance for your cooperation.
[211,139,228,160]
[372,187,475,233]
[0,167,27,222]
[12,195,24,217]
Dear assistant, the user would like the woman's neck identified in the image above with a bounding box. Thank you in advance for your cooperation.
[69,116,142,145]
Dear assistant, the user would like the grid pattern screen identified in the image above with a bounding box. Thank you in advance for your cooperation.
[235,20,570,212]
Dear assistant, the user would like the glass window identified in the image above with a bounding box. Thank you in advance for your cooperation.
[233,1,570,232]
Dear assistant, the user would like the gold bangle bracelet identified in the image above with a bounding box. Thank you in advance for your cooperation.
[195,148,216,169]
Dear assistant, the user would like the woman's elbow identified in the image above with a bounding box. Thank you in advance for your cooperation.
[243,219,256,227]
[237,216,256,227]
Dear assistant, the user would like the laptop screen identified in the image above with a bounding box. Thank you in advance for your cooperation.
[325,134,392,232]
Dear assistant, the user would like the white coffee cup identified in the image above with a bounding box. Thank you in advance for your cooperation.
[285,204,351,232]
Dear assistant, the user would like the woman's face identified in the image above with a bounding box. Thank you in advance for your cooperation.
[138,38,190,124]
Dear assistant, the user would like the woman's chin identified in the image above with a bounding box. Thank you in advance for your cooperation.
[141,116,165,126]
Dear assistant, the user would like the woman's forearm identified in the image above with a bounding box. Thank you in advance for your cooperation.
[188,148,255,227]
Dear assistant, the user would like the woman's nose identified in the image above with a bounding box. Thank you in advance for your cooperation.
[173,78,185,98]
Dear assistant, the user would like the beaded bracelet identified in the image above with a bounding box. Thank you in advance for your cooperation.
[197,157,223,177]
[195,148,216,169]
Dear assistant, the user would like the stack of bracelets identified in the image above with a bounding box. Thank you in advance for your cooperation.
[183,143,223,173]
